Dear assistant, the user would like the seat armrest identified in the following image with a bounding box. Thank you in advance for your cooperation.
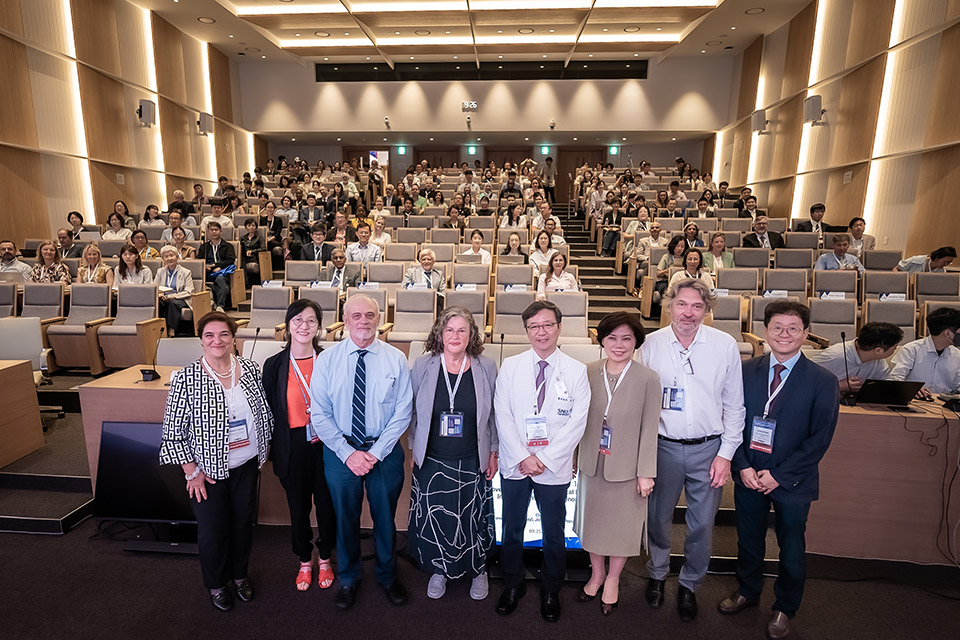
[588,328,599,344]
[40,316,67,326]
[84,317,115,328]
[135,317,167,366]
[743,332,765,357]
[805,333,830,348]
[325,321,344,341]
[274,323,286,341]
[235,319,250,328]
[378,322,394,337]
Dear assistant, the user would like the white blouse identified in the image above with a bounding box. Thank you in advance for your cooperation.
[114,265,153,285]
[537,271,580,299]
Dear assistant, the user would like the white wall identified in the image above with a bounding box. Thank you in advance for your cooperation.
[236,57,735,136]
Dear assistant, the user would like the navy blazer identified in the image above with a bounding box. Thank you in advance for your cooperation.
[732,353,839,503]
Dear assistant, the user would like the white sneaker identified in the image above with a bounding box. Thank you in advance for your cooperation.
[470,572,489,600]
[427,574,447,599]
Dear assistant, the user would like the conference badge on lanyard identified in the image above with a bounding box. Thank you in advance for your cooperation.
[750,370,786,454]
[439,354,467,438]
[228,419,250,450]
[600,361,630,455]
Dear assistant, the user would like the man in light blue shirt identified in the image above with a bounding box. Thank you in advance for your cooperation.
[309,294,413,610]
[344,222,381,265]
[813,233,864,273]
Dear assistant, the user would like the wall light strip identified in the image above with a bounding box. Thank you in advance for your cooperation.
[61,0,77,59]
[142,7,158,93]
[236,4,347,15]
[199,42,216,181]
[807,0,828,86]
[712,128,725,181]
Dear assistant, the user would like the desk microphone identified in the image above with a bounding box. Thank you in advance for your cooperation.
[840,331,857,406]
[498,332,505,367]
[140,341,160,382]
[248,326,262,362]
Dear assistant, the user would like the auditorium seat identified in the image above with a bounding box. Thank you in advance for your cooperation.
[774,248,815,271]
[807,298,857,346]
[812,270,858,300]
[21,283,65,348]
[285,261,322,287]
[732,247,770,274]
[384,288,435,344]
[721,218,752,233]
[98,284,165,369]
[430,228,461,244]
[919,301,960,337]
[0,283,16,317]
[546,291,593,345]
[397,228,427,244]
[452,263,491,293]
[155,337,203,367]
[711,295,753,357]
[236,286,294,349]
[862,249,902,271]
[497,264,535,291]
[914,272,960,306]
[385,243,418,262]
[407,216,433,230]
[424,243,456,265]
[863,300,917,342]
[763,269,809,299]
[716,268,760,296]
[297,286,340,340]
[492,290,537,343]
[46,284,113,374]
[784,232,820,249]
[444,289,488,333]
[862,271,910,302]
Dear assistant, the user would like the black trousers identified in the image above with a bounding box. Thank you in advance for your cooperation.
[544,186,556,204]
[734,484,811,618]
[278,427,337,562]
[206,274,231,309]
[500,477,569,593]
[159,297,189,334]
[192,458,259,589]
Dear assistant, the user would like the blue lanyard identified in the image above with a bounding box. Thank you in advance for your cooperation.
[165,268,177,289]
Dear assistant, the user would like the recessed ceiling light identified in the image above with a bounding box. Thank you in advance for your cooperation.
[573,137,578,141]
[333,67,337,70]
[197,17,215,24]
[672,137,677,141]
[410,56,415,59]
[415,30,430,36]
[624,26,640,33]
[730,26,737,30]
[701,50,706,53]
[745,7,765,15]
[588,54,593,57]
[245,47,260,52]
[477,137,481,141]
[519,28,534,34]
[430,138,434,141]
[542,54,547,58]
[498,65,502,68]
[323,57,328,61]
[498,55,503,58]
[621,137,626,141]
[261,55,266,59]
[291,138,296,141]
[366,57,370,60]
[173,0,178,3]
[295,33,300,37]
[383,137,388,141]
[315,31,330,38]
[634,53,639,57]
[525,137,530,141]
[445,31,451,34]
[344,32,350,36]
[373,66,378,69]
[415,66,419,69]
[336,137,341,141]
[456,65,460,69]
[602,28,608,32]
[453,56,458,59]
[583,64,587,68]
[395,31,400,35]
[625,64,630,67]
[706,40,722,46]
[549,29,555,33]
[656,27,662,31]
[540,65,544,68]
[497,30,503,33]
[228,34,234,38]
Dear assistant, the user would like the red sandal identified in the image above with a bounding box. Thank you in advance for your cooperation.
[296,563,312,592]
[317,559,335,589]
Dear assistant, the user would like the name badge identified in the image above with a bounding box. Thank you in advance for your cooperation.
[311,280,334,288]
[228,419,250,450]
[440,411,464,437]
[662,387,685,411]
[749,417,776,453]
[524,414,549,446]
[599,420,612,456]
[408,282,428,289]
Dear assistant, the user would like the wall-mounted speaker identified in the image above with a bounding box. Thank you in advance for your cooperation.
[137,99,156,127]
[751,109,768,133]
[197,113,214,135]
[803,94,825,125]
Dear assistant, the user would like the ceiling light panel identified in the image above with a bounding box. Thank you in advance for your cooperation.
[235,1,347,15]
[470,0,592,9]
[470,9,589,26]
[350,1,469,11]
[591,0,717,7]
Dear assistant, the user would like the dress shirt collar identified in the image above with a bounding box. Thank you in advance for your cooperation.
[347,336,381,356]
[667,323,706,348]
[922,336,939,355]
[769,350,802,374]
[533,346,561,371]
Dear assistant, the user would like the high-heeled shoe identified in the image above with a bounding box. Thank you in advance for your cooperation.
[601,599,619,616]
[576,584,602,602]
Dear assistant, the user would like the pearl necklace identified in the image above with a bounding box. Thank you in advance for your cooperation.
[203,356,235,379]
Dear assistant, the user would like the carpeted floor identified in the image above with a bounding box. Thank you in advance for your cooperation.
[1,519,958,640]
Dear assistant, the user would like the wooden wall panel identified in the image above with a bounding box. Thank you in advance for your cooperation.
[772,95,804,180]
[254,135,269,168]
[737,37,764,120]
[0,35,38,148]
[730,119,752,188]
[152,13,186,104]
[89,161,137,220]
[925,23,960,147]
[831,56,885,167]
[214,120,237,183]
[782,1,816,99]
[950,0,960,19]
[159,97,193,178]
[70,0,121,77]
[0,0,23,36]
[209,45,233,124]
[0,146,49,245]
[824,163,869,228]
[906,146,960,256]
[845,0,896,70]
[766,177,795,219]
[78,66,129,166]
[700,134,715,175]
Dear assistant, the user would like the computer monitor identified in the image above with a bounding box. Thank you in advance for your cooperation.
[93,421,196,524]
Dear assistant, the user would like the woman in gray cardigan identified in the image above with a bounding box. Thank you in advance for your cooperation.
[408,306,499,602]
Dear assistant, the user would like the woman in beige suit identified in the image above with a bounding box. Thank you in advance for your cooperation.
[575,311,661,615]
[408,306,499,601]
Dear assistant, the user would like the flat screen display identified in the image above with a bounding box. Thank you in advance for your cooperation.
[93,421,196,524]
[491,473,582,550]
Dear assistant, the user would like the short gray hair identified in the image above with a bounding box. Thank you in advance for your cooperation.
[663,278,718,312]
[343,293,380,317]
[159,245,179,258]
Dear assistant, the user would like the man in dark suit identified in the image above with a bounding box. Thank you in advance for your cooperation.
[299,193,324,224]
[794,203,844,234]
[300,222,334,264]
[736,195,766,220]
[742,216,785,249]
[196,221,237,311]
[320,249,361,293]
[382,184,401,212]
[718,300,839,640]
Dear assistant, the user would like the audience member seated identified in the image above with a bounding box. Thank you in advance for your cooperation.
[200,199,234,235]
[56,228,84,259]
[702,231,735,273]
[655,236,688,300]
[531,202,562,230]
[320,249,360,293]
[814,233,864,272]
[500,232,529,264]
[403,248,446,292]
[114,243,153,286]
[530,230,558,273]
[114,200,137,231]
[77,242,114,286]
[29,240,72,285]
[139,204,165,228]
[537,252,580,300]
[690,197,715,219]
[742,216,785,249]
[0,240,32,282]
[668,247,715,291]
[132,229,160,260]
[171,226,196,260]
[896,246,957,274]
[302,222,333,263]
[499,203,527,229]
[442,206,467,237]
[67,211,86,240]
[345,222,381,265]
[160,211,196,244]
[155,245,194,336]
[239,218,266,287]
[257,201,285,267]
[889,307,960,399]
[632,220,665,277]
[660,198,682,218]
[476,195,494,216]
[810,322,904,392]
[795,203,843,237]
[623,206,651,256]
[599,198,625,257]
[682,221,705,248]
[667,180,687,203]
[733,187,752,213]
[370,216,392,250]
[499,172,522,200]
[846,217,875,258]
[299,193,324,225]
[192,183,208,207]
[714,181,733,207]
[103,212,132,241]
[325,211,358,245]
[197,222,235,312]
[462,229,492,265]
[737,195,764,220]
[543,218,565,247]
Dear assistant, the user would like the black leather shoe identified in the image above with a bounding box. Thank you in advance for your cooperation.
[677,585,698,622]
[495,584,527,616]
[335,584,358,611]
[645,578,665,609]
[233,578,254,602]
[382,581,408,606]
[540,591,561,622]
[209,588,233,612]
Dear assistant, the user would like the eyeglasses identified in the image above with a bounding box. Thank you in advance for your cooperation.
[525,322,558,333]
[679,348,695,375]
[291,317,319,328]
[768,324,804,337]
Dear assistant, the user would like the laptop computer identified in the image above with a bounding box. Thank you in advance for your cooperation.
[0,272,27,283]
[855,379,925,407]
